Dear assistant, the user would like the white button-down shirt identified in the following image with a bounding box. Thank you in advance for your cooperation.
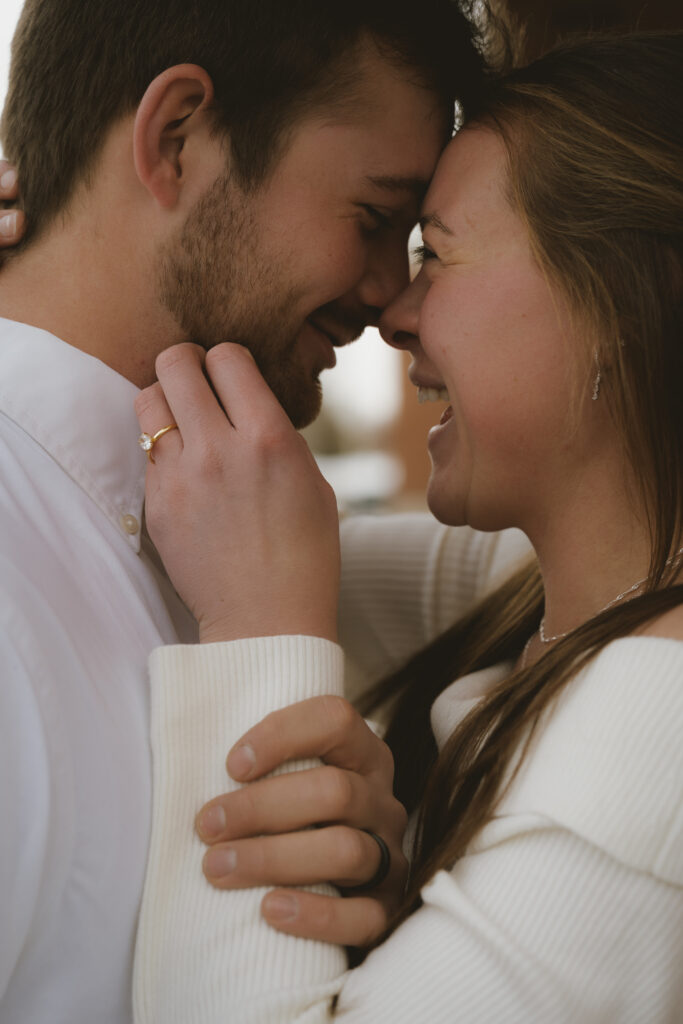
[0,319,195,1023]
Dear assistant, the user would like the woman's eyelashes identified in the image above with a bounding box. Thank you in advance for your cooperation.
[411,243,437,264]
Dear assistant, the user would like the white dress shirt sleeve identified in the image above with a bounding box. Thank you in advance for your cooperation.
[0,626,51,1000]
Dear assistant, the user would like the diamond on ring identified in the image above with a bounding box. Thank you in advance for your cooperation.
[138,424,178,462]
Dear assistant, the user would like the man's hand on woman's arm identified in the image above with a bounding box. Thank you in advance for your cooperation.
[0,160,25,246]
[196,695,408,949]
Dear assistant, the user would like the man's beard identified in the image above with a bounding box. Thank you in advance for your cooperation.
[156,169,323,428]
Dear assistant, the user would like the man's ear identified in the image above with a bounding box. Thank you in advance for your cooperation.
[133,64,216,209]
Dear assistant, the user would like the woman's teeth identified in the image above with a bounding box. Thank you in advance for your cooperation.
[417,386,450,404]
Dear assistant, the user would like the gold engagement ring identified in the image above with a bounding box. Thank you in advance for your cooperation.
[138,424,178,463]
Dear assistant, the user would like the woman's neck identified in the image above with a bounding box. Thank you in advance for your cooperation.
[520,465,656,665]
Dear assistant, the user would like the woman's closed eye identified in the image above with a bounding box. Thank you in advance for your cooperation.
[411,243,437,265]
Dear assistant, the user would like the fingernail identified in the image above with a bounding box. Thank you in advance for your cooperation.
[1,169,17,190]
[196,804,226,840]
[0,213,17,237]
[227,743,256,779]
[263,892,299,923]
[204,846,237,878]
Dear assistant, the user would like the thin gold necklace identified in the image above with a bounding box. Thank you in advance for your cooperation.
[520,545,683,669]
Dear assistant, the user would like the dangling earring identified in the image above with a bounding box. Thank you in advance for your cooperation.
[591,351,601,401]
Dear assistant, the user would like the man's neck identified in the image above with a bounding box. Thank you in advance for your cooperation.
[0,207,182,388]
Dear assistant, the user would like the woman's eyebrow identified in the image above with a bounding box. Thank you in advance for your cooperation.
[419,212,453,236]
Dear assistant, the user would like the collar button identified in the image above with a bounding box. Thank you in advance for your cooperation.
[121,513,140,536]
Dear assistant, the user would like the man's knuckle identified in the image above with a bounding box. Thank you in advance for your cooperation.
[337,827,368,874]
[310,895,336,932]
[232,787,257,830]
[376,739,395,779]
[323,767,354,816]
[244,839,268,877]
[388,797,408,834]
[252,712,282,753]
[351,899,387,948]
[364,901,388,943]
[322,695,358,741]
[394,851,409,881]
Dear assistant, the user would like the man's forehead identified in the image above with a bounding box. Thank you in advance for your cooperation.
[364,175,431,204]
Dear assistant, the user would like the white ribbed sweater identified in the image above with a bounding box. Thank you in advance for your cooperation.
[134,516,683,1023]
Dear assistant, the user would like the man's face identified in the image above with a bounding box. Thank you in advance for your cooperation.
[157,52,448,427]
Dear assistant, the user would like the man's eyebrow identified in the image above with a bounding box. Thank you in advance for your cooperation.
[364,175,430,200]
[419,212,453,236]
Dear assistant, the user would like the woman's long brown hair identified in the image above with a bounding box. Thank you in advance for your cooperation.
[360,31,683,929]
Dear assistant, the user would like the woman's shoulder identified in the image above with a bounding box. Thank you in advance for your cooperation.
[497,635,683,884]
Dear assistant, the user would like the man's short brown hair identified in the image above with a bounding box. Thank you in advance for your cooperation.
[1,0,486,250]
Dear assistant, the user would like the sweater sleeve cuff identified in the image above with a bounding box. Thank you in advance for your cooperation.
[134,636,347,1023]
[150,634,345,750]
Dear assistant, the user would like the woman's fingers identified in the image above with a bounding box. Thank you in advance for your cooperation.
[0,209,25,247]
[134,380,182,464]
[202,824,406,891]
[261,889,389,948]
[135,342,339,643]
[0,162,19,199]
[226,695,395,784]
[0,162,24,249]
[203,342,291,436]
[153,342,287,451]
[153,342,229,448]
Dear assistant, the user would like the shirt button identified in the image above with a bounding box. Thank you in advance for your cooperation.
[121,513,140,535]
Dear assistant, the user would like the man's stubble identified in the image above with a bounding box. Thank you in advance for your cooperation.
[156,168,323,428]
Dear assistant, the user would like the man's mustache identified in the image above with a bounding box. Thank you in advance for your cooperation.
[312,302,369,347]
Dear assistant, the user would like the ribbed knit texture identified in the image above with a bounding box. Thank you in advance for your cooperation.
[134,636,347,1023]
[499,637,683,884]
[338,515,531,700]
[133,519,683,1022]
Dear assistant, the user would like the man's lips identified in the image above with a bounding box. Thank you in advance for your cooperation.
[304,319,341,372]
[307,317,363,350]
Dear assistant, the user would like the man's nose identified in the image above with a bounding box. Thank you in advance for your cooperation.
[378,271,428,352]
[355,242,411,325]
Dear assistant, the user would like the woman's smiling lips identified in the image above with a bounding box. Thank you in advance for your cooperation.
[408,373,454,443]
[409,372,450,409]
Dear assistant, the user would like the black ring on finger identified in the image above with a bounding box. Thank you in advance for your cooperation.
[342,829,391,893]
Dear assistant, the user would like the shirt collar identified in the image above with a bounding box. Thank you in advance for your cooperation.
[0,318,147,552]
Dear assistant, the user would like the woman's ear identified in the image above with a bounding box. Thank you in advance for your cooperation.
[133,64,215,209]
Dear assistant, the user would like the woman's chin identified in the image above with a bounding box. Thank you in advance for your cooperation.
[426,474,465,527]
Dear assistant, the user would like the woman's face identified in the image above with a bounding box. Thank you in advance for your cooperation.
[380,126,602,534]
